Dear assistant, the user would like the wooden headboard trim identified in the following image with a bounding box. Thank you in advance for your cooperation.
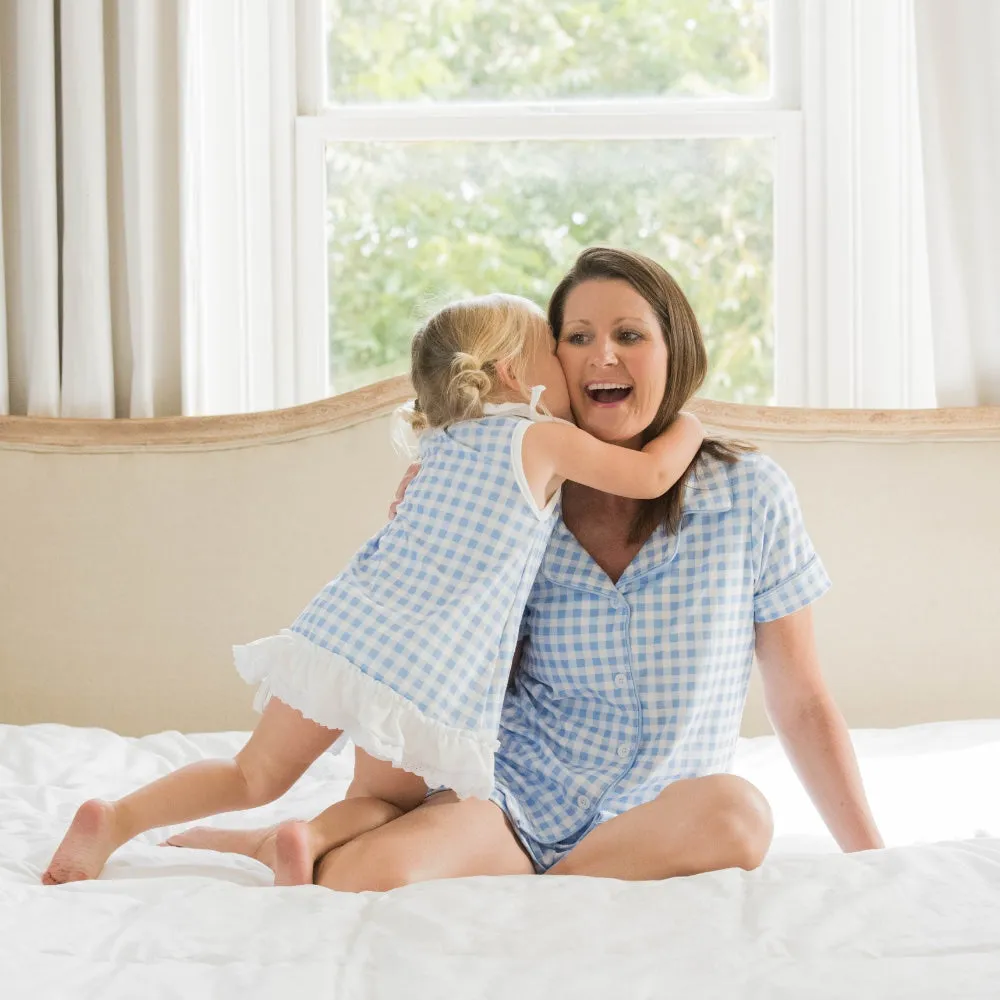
[3,375,1000,451]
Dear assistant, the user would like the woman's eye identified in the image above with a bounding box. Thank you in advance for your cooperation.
[564,332,588,345]
[617,329,642,344]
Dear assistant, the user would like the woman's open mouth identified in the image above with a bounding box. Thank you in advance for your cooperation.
[585,382,633,405]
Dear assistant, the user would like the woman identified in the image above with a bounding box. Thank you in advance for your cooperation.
[171,247,883,887]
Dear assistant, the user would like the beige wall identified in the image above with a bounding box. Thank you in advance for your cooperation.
[2,390,999,737]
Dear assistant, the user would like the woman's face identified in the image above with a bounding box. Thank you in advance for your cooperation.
[555,279,668,446]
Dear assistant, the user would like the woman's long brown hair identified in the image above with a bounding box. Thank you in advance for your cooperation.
[548,247,753,544]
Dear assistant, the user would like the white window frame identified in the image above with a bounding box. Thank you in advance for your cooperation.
[294,0,806,406]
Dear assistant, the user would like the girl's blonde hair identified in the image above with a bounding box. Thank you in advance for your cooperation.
[407,293,547,431]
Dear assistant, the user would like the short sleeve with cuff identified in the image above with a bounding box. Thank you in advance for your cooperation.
[751,455,832,623]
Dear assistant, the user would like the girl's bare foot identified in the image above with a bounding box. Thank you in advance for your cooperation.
[273,820,319,886]
[42,799,120,885]
[160,825,279,870]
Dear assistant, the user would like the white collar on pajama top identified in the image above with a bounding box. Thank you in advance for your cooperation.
[492,450,832,849]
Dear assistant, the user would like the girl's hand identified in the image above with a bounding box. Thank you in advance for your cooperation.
[638,411,704,480]
[652,411,704,456]
[388,463,420,520]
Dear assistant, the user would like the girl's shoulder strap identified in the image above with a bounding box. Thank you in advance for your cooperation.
[482,385,569,426]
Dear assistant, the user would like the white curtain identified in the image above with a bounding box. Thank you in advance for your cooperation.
[913,0,1000,406]
[0,0,297,418]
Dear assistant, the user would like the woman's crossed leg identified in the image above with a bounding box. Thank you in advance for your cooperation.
[545,774,773,880]
[313,790,535,891]
[312,773,771,890]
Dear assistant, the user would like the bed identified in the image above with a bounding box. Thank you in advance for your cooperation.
[2,383,1000,997]
[3,721,1000,998]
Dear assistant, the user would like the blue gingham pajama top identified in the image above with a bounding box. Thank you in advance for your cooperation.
[234,397,560,800]
[490,450,831,871]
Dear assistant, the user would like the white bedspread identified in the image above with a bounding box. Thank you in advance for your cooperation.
[2,720,1000,999]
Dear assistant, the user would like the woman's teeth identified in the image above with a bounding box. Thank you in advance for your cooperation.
[586,383,633,404]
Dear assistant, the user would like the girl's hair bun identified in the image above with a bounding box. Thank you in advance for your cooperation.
[449,353,493,414]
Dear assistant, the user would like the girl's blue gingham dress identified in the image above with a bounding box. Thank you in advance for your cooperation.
[489,450,832,870]
[234,395,560,799]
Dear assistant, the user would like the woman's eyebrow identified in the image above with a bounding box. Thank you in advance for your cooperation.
[562,315,652,329]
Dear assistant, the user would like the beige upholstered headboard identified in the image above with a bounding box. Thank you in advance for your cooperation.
[2,378,999,738]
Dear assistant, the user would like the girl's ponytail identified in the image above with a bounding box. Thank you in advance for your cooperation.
[448,353,493,421]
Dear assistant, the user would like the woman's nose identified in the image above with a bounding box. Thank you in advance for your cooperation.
[589,337,618,366]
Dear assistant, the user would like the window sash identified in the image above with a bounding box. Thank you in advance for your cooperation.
[294,0,806,405]
[305,0,801,113]
[297,110,804,404]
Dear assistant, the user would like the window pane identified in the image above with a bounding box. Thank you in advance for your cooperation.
[326,139,774,404]
[326,1,770,103]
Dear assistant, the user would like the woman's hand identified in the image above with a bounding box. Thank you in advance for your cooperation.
[388,463,420,520]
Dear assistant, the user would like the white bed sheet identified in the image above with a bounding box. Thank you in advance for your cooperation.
[2,720,1000,999]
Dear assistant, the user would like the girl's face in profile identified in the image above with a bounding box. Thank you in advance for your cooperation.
[556,279,668,447]
[521,321,573,421]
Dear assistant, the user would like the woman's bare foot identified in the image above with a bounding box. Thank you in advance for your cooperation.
[273,820,321,886]
[161,825,280,870]
[42,799,120,885]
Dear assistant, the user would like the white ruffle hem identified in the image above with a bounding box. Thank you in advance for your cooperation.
[233,629,498,800]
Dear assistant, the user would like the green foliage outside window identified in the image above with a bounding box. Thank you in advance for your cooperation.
[325,1,774,404]
[327,0,769,102]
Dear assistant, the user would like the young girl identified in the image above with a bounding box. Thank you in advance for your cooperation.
[42,293,703,886]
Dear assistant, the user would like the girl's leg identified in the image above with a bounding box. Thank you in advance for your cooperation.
[42,698,339,884]
[544,774,773,880]
[271,752,427,885]
[159,751,428,884]
[313,790,535,893]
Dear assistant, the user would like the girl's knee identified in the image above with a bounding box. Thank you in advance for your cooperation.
[347,755,427,813]
[345,782,424,814]
[233,750,296,808]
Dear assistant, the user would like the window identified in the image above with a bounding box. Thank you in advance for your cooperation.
[296,1,804,405]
